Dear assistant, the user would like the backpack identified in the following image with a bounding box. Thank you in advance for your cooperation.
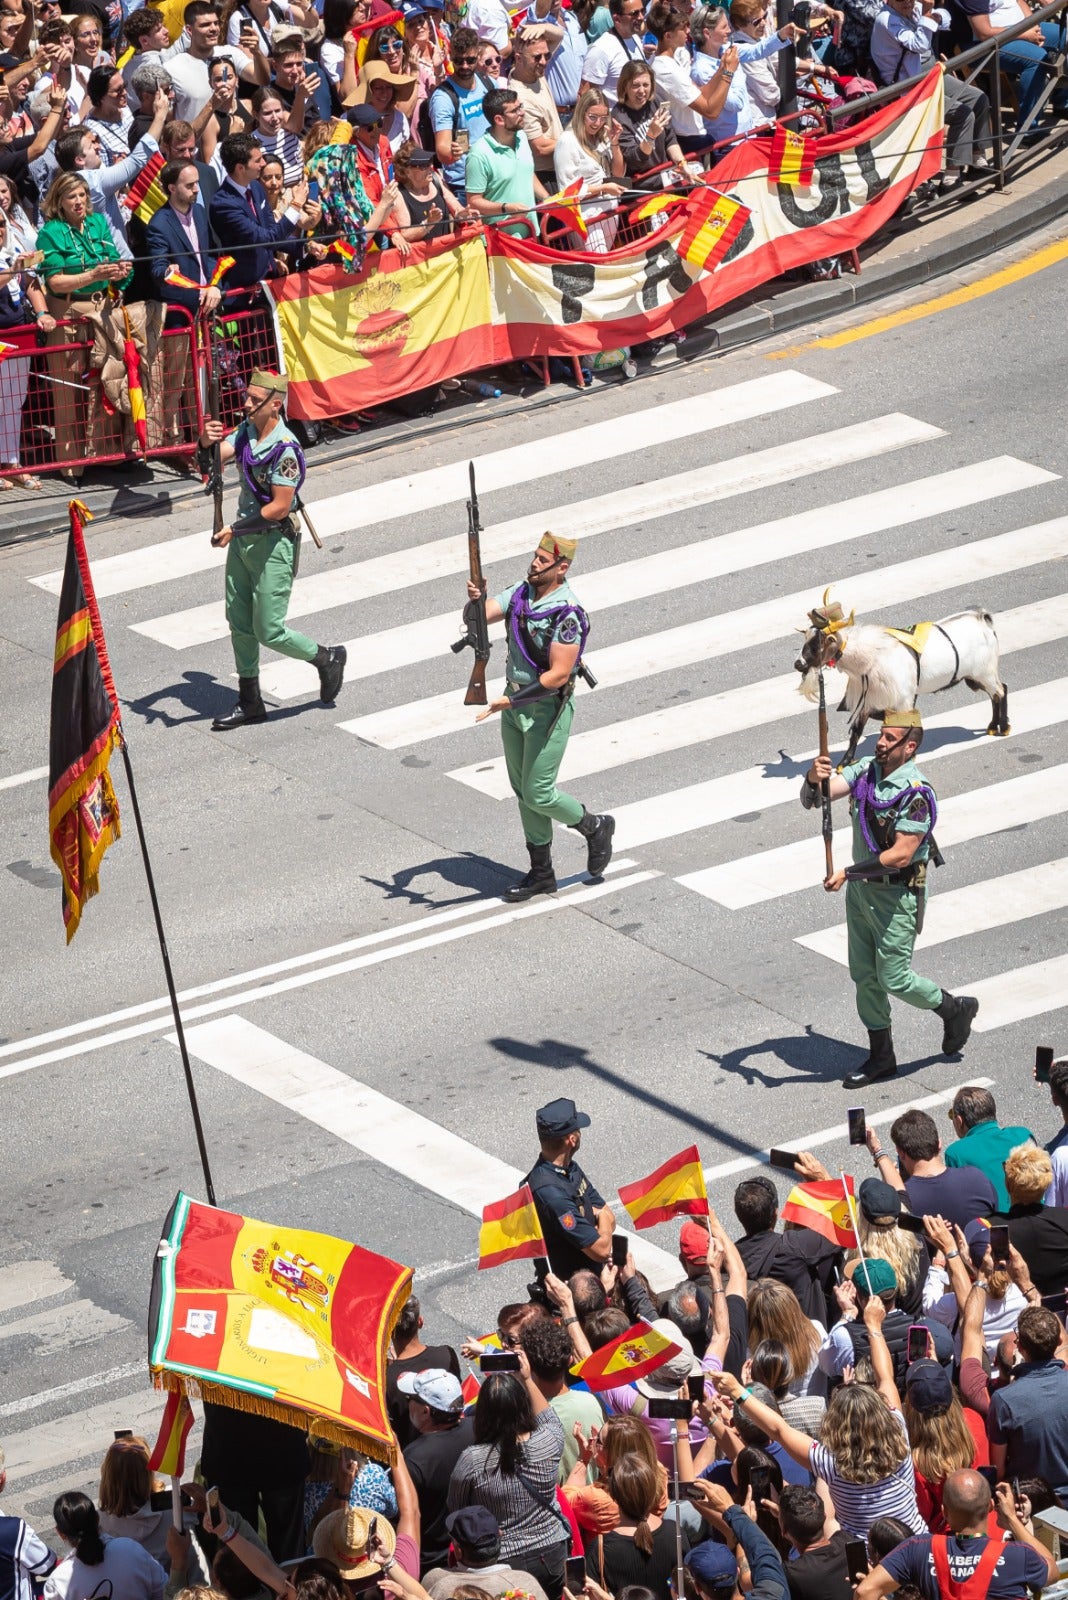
[416,72,494,153]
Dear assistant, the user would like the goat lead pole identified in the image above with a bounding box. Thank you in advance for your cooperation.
[818,668,834,878]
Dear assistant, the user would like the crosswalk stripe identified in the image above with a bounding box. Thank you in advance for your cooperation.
[0,1261,74,1315]
[174,1016,681,1291]
[0,1298,130,1354]
[132,414,944,651]
[261,454,1053,701]
[347,519,1068,753]
[33,370,836,600]
[445,592,1068,797]
[798,858,1068,965]
[612,677,1068,849]
[0,1385,179,1482]
[679,762,1068,907]
[0,765,48,792]
[970,955,1068,1031]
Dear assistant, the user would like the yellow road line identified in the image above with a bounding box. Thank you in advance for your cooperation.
[768,234,1068,357]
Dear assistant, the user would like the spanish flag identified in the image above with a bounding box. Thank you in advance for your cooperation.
[123,151,166,224]
[781,1174,857,1249]
[164,266,202,292]
[769,124,816,187]
[331,238,358,269]
[674,187,749,274]
[572,1320,682,1393]
[478,1184,545,1271]
[147,1391,194,1477]
[618,1146,709,1231]
[542,179,588,241]
[633,193,682,222]
[210,255,236,288]
[48,501,122,943]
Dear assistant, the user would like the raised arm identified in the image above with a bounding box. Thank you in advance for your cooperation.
[707,1369,815,1470]
[860,1294,901,1413]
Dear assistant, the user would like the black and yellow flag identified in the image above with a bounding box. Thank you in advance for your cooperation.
[48,500,122,943]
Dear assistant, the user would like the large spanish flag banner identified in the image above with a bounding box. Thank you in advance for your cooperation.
[573,1320,682,1393]
[479,1184,545,1271]
[781,1174,857,1249]
[266,231,494,423]
[149,1193,413,1462]
[49,500,122,943]
[619,1146,709,1231]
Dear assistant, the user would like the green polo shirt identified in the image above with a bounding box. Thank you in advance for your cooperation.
[839,755,934,867]
[945,1119,1037,1211]
[465,129,537,236]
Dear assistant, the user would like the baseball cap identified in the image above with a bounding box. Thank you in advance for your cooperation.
[859,1177,903,1222]
[445,1506,500,1557]
[679,1220,711,1266]
[401,0,428,14]
[405,147,434,165]
[635,1319,701,1397]
[343,104,384,126]
[395,1367,463,1412]
[964,1217,992,1267]
[852,1257,897,1297]
[686,1540,738,1591]
[536,1097,591,1136]
[905,1358,953,1416]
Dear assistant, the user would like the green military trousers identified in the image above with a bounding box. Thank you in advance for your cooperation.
[224,527,318,679]
[845,879,943,1031]
[500,697,585,846]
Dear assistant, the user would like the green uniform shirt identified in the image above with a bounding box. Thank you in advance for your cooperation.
[945,1120,1037,1211]
[495,577,583,689]
[839,755,934,867]
[234,417,302,523]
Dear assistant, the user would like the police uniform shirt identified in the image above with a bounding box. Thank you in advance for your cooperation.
[839,754,933,867]
[494,577,583,690]
[523,1154,605,1277]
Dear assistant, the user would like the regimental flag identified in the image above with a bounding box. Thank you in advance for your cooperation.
[478,1184,545,1270]
[147,1391,194,1476]
[48,500,122,943]
[674,187,749,274]
[123,150,166,224]
[210,255,236,288]
[149,1192,413,1461]
[618,1145,709,1231]
[781,1174,857,1248]
[542,178,588,241]
[572,1320,682,1393]
[769,123,816,187]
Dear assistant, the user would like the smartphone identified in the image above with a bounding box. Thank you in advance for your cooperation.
[749,1466,771,1503]
[687,1374,706,1402]
[611,1233,629,1267]
[113,1429,134,1440]
[647,1396,693,1419]
[680,1481,706,1501]
[206,1486,222,1530]
[897,1211,927,1235]
[907,1324,929,1365]
[564,1557,586,1592]
[977,1465,999,1490]
[480,1350,521,1372]
[844,1538,869,1583]
[307,179,320,202]
[1036,1045,1054,1084]
[990,1224,1010,1266]
[847,1107,866,1146]
[454,127,470,153]
[767,1148,798,1171]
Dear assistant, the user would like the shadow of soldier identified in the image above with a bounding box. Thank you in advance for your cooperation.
[362,853,512,908]
[700,1024,944,1089]
[126,671,234,726]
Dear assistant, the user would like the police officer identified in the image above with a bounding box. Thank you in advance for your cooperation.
[804,708,979,1089]
[523,1097,615,1279]
[199,370,347,731]
[467,532,614,902]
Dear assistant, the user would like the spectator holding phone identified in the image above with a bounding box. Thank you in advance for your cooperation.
[733,1171,842,1328]
[422,1506,551,1600]
[866,1111,998,1231]
[683,1480,790,1600]
[990,1145,1068,1304]
[922,1217,1028,1363]
[901,1361,982,1531]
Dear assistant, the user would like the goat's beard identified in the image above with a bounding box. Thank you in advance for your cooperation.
[797,666,822,703]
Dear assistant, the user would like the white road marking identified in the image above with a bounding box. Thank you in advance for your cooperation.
[0,1261,74,1315]
[0,765,48,792]
[0,1299,130,1354]
[33,370,835,599]
[0,1362,148,1425]
[132,415,943,650]
[969,956,1068,1031]
[680,763,1068,908]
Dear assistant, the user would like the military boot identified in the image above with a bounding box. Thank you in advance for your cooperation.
[935,991,979,1054]
[571,808,616,878]
[843,1029,898,1089]
[212,676,267,731]
[503,843,557,904]
[315,644,347,704]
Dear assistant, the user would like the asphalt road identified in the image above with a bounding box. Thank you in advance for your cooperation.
[1,227,1066,1528]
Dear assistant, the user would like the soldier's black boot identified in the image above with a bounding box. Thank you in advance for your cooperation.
[843,1029,897,1089]
[571,807,615,878]
[212,676,267,731]
[935,991,979,1054]
[504,843,557,903]
[315,644,347,704]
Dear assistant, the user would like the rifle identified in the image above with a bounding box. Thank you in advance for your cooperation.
[451,461,491,705]
[817,668,834,876]
[206,311,226,548]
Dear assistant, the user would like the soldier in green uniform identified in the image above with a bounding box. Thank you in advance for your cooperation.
[803,709,979,1089]
[467,532,615,903]
[199,370,346,732]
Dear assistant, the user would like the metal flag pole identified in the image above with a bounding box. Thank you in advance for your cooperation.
[840,1170,871,1293]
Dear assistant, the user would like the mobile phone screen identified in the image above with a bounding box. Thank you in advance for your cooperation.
[1036,1045,1054,1084]
[907,1325,929,1364]
[687,1374,705,1402]
[611,1233,629,1267]
[845,1539,869,1582]
[480,1350,521,1372]
[565,1557,586,1591]
[990,1225,1010,1264]
[847,1107,866,1146]
[767,1148,798,1171]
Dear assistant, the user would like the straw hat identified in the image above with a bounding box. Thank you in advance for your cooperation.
[343,61,417,107]
[311,1505,397,1580]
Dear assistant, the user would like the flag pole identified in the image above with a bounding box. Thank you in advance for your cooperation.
[170,1476,182,1532]
[839,1169,871,1294]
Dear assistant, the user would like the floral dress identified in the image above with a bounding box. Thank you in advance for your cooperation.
[306,141,376,268]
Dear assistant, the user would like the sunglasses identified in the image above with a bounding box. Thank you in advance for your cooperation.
[380,37,403,48]
[453,52,478,62]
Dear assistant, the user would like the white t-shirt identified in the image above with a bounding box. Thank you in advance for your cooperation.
[319,36,345,86]
[580,29,645,102]
[650,47,705,137]
[226,2,297,51]
[45,1537,166,1600]
[466,0,512,48]
[166,45,252,122]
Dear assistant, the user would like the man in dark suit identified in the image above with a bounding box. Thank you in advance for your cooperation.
[208,131,319,289]
[147,160,222,447]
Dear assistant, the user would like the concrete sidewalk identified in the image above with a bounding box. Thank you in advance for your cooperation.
[3,140,1067,546]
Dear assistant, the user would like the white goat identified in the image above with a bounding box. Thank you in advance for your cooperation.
[795,602,1009,765]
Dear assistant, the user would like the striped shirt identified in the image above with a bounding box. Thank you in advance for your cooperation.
[809,1411,926,1539]
[448,1407,567,1559]
[0,1511,57,1600]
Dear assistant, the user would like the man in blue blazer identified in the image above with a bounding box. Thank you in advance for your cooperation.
[208,131,320,289]
[147,160,223,447]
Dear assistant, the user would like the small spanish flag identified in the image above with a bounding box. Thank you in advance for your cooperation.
[331,237,358,269]
[674,188,749,274]
[543,178,588,241]
[123,150,166,224]
[781,1174,857,1249]
[633,193,682,222]
[0,339,16,358]
[164,266,202,291]
[147,1391,194,1477]
[478,1184,545,1270]
[768,124,816,187]
[619,1146,709,1231]
[460,1371,481,1408]
[210,256,236,288]
[572,1320,682,1393]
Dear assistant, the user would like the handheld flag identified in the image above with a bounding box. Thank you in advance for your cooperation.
[164,266,202,292]
[120,305,147,455]
[781,1174,857,1249]
[619,1146,709,1231]
[147,1391,194,1476]
[674,187,749,273]
[0,339,16,358]
[542,178,588,240]
[123,150,166,224]
[460,1371,481,1408]
[479,1184,545,1270]
[48,500,122,943]
[633,193,683,222]
[331,237,359,269]
[209,256,236,288]
[769,124,816,187]
[572,1320,682,1393]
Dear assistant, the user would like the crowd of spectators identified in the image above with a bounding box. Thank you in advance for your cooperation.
[5,1069,1068,1600]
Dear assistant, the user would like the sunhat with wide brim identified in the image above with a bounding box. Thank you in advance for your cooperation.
[342,60,418,106]
[311,1505,397,1580]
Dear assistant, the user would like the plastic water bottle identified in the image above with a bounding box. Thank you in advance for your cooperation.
[461,378,501,399]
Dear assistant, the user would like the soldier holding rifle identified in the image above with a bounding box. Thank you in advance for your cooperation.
[462,529,615,902]
[198,370,346,731]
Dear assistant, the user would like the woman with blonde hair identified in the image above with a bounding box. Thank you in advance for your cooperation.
[1000,1143,1068,1302]
[564,1414,668,1534]
[551,87,625,252]
[852,1178,928,1316]
[901,1359,980,1532]
[746,1279,826,1399]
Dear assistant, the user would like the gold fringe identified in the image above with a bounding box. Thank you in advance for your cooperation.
[152,1370,397,1466]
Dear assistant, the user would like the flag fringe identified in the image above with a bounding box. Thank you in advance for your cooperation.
[151,1371,396,1465]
